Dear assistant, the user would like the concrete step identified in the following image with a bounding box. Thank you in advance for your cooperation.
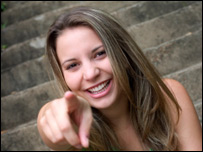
[164,62,202,104]
[194,99,202,124]
[2,1,196,27]
[1,30,202,130]
[1,20,201,97]
[2,1,198,48]
[1,120,50,151]
[1,35,47,72]
[2,1,30,10]
[1,1,137,48]
[145,28,202,76]
[1,80,59,131]
[1,1,84,26]
[113,1,196,27]
[2,1,142,27]
[1,2,201,72]
[1,63,202,151]
[1,55,53,97]
[128,1,202,49]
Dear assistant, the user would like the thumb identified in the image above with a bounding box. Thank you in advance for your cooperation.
[79,105,92,148]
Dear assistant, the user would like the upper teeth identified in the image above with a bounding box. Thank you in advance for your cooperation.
[88,81,109,92]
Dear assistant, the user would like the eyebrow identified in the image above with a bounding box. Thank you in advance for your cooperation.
[61,45,103,66]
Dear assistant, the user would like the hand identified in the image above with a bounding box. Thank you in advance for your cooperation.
[39,91,92,149]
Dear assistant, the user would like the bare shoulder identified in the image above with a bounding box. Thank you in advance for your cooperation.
[162,78,188,98]
[162,78,202,151]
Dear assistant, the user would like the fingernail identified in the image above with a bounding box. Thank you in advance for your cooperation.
[86,138,89,147]
[75,144,82,149]
[84,136,89,148]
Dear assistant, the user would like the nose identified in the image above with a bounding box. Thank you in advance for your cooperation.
[83,62,100,81]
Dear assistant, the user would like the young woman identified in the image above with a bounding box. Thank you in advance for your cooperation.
[37,6,202,151]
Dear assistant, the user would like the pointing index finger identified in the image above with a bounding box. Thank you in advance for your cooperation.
[64,91,80,113]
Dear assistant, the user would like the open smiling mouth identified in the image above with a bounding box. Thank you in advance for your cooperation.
[87,80,110,94]
[86,79,112,98]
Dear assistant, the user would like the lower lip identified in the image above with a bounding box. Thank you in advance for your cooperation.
[86,79,112,99]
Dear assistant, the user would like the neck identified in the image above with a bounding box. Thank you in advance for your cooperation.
[99,95,131,130]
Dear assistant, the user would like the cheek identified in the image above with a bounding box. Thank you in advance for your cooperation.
[64,73,81,91]
[103,58,113,74]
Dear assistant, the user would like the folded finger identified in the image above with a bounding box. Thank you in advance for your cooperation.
[40,116,56,143]
[51,99,81,147]
[45,109,64,143]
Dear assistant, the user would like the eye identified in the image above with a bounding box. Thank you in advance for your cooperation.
[95,50,106,58]
[66,63,78,70]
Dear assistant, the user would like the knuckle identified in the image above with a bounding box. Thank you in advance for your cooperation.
[52,135,64,144]
[45,109,51,117]
[68,137,80,147]
[60,123,71,133]
[54,134,64,142]
[50,137,57,144]
[40,117,45,126]
[51,99,59,109]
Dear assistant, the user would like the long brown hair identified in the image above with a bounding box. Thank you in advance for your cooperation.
[46,6,181,150]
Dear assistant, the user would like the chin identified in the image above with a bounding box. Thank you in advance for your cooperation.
[88,92,118,110]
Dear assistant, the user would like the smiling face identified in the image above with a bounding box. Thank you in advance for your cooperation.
[56,26,123,110]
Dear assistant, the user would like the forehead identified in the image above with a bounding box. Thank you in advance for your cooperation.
[56,26,101,47]
[56,26,103,60]
[59,25,98,38]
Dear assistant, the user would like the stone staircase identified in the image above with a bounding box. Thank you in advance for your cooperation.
[1,1,202,150]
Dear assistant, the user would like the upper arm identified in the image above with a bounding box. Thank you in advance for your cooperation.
[163,78,202,151]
